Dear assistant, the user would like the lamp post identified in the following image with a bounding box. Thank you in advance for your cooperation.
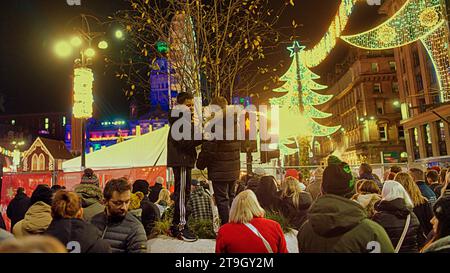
[11,140,25,172]
[54,15,118,170]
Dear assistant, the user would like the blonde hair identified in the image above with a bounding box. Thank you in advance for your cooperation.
[156,189,172,206]
[229,190,265,224]
[129,192,144,210]
[394,172,427,206]
[281,177,303,209]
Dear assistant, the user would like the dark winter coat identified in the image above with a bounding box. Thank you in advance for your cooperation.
[6,192,30,229]
[280,192,312,230]
[140,196,161,237]
[46,218,111,253]
[148,183,163,203]
[298,194,394,253]
[413,202,434,237]
[196,141,241,183]
[166,109,201,168]
[74,183,105,222]
[0,214,6,230]
[372,199,424,252]
[196,113,241,183]
[90,212,147,253]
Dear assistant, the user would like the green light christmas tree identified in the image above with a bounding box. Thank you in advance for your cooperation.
[270,41,340,162]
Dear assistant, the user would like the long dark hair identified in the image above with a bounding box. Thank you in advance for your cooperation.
[255,175,279,211]
[422,196,450,252]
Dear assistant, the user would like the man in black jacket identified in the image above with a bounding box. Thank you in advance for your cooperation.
[197,97,241,225]
[90,178,147,253]
[148,176,164,203]
[167,92,201,242]
[132,179,160,237]
[6,187,30,229]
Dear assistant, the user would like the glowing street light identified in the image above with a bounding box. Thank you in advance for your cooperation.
[393,100,400,107]
[70,36,83,47]
[84,48,96,58]
[115,29,124,40]
[98,40,108,49]
[54,41,73,58]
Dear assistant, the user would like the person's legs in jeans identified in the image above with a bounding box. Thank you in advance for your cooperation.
[213,181,235,225]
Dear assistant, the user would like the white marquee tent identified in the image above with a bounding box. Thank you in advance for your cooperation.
[63,126,169,172]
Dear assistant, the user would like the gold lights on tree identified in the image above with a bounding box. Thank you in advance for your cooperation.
[73,67,94,119]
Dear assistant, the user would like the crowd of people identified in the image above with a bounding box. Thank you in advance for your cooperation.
[1,92,450,254]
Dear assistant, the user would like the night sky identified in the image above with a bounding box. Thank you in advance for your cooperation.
[0,0,382,120]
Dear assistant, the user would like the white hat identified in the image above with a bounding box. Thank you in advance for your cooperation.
[254,167,266,176]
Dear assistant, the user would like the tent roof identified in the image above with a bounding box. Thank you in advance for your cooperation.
[63,126,168,172]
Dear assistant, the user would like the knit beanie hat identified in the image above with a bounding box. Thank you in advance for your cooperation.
[132,180,149,195]
[30,184,53,206]
[322,156,356,197]
[81,168,99,187]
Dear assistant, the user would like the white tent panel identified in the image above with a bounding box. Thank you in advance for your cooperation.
[63,126,169,172]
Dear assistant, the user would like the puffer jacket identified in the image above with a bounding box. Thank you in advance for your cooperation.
[6,192,30,229]
[196,113,241,183]
[74,183,105,222]
[90,212,147,253]
[280,192,312,230]
[46,218,111,253]
[13,201,52,237]
[297,194,394,253]
[372,199,425,252]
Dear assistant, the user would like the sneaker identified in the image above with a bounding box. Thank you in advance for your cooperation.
[179,228,198,242]
[169,226,180,238]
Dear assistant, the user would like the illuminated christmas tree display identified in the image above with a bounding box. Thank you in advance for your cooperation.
[270,41,340,167]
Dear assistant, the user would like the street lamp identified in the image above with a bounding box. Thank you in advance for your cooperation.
[54,15,112,170]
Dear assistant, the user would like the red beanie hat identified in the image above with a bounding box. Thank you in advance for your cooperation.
[285,169,301,181]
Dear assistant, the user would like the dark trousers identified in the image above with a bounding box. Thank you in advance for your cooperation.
[212,181,236,225]
[171,167,192,231]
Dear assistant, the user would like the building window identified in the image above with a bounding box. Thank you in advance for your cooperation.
[62,116,66,127]
[404,80,409,96]
[371,63,379,73]
[392,82,399,93]
[398,126,405,140]
[389,61,397,72]
[402,59,406,72]
[412,128,420,160]
[413,50,420,67]
[379,125,387,141]
[31,154,38,171]
[373,83,382,93]
[45,118,49,130]
[38,154,45,171]
[376,101,384,115]
[437,121,447,156]
[416,74,424,91]
[424,124,433,157]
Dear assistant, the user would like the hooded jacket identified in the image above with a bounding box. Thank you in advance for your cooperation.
[90,212,147,253]
[372,198,424,252]
[297,194,394,253]
[423,236,450,253]
[6,192,30,229]
[46,218,111,253]
[74,183,105,222]
[13,201,52,237]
